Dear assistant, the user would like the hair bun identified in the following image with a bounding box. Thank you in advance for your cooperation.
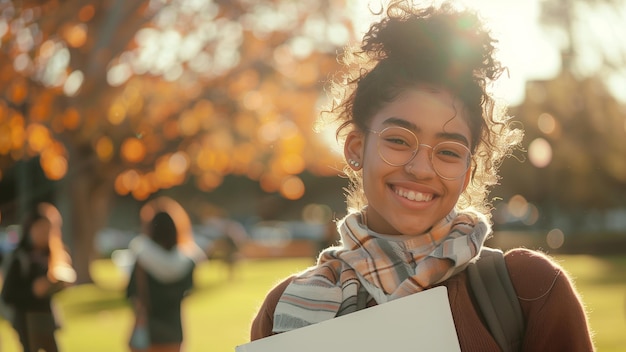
[361,3,501,83]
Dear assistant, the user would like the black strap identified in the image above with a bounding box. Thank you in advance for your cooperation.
[467,247,524,352]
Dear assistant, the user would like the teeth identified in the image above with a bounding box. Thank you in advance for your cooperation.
[394,187,433,202]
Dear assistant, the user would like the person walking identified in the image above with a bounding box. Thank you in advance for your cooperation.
[127,197,204,352]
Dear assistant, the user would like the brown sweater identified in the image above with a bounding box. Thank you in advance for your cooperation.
[250,248,594,351]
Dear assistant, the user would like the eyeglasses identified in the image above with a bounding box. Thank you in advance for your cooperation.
[369,126,472,180]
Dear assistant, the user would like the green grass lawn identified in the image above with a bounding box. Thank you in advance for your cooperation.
[1,254,624,352]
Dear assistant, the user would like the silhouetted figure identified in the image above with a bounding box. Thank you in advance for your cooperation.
[1,203,75,352]
[127,197,205,352]
[197,203,248,281]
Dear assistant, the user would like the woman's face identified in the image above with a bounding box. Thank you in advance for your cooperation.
[30,218,51,249]
[346,86,472,236]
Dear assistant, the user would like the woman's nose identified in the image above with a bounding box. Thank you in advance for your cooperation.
[404,145,436,177]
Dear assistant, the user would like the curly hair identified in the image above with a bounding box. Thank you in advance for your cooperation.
[323,0,523,218]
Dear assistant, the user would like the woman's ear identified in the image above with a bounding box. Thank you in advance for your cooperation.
[344,130,364,170]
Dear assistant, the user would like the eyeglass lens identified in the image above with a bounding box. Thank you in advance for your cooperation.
[375,127,471,179]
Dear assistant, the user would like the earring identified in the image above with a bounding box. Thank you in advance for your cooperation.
[349,159,361,168]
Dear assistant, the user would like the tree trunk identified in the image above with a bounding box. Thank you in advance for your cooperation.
[64,147,116,284]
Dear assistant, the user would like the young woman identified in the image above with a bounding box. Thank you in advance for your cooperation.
[1,203,75,352]
[249,1,594,350]
[126,196,204,352]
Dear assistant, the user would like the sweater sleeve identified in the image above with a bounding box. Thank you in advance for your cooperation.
[129,236,195,283]
[505,248,595,352]
[250,276,295,341]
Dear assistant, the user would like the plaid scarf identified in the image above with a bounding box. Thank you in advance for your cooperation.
[273,208,490,333]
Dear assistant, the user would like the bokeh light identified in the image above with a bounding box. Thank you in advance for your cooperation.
[169,151,190,175]
[546,228,565,249]
[78,5,95,22]
[122,169,140,191]
[120,137,146,163]
[62,108,81,130]
[63,23,88,48]
[493,195,540,226]
[528,138,552,168]
[508,194,529,218]
[280,175,305,200]
[40,152,67,180]
[95,136,114,162]
[302,203,332,224]
[196,171,223,192]
[0,125,11,154]
[8,79,28,104]
[280,153,305,175]
[108,103,127,125]
[26,123,52,152]
[131,177,151,201]
[521,203,539,226]
[63,70,84,96]
[537,113,557,135]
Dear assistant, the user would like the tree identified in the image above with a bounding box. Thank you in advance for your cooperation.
[0,0,352,282]
[539,0,626,74]
[497,0,626,230]
[536,0,626,202]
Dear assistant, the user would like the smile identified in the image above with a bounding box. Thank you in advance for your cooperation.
[393,186,434,202]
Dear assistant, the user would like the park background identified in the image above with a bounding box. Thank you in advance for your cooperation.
[0,0,625,351]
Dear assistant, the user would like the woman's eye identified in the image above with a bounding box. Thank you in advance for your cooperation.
[435,144,470,161]
[387,138,408,145]
[439,149,460,158]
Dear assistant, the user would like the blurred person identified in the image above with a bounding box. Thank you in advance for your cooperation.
[126,197,205,352]
[248,1,594,351]
[1,203,76,352]
[201,204,248,281]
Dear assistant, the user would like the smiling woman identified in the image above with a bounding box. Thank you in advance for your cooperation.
[247,1,594,350]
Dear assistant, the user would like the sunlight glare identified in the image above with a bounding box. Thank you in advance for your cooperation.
[607,73,626,103]
[348,0,561,105]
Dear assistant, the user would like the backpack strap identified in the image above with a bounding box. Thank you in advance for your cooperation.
[467,247,524,352]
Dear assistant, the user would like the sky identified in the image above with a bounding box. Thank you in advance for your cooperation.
[348,0,563,106]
